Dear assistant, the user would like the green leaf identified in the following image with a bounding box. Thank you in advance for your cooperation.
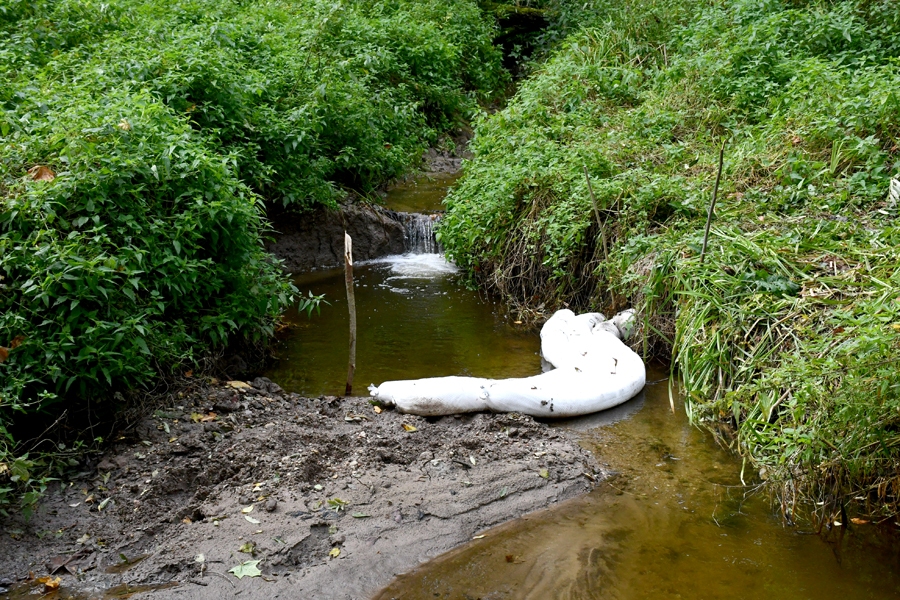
[228,560,261,579]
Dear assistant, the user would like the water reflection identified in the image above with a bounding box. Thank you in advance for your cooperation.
[264,254,541,397]
[374,369,900,599]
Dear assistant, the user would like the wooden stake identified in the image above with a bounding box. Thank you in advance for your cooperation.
[344,233,356,396]
[583,165,608,261]
[700,144,725,265]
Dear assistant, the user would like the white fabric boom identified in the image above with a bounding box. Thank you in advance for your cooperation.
[368,309,646,417]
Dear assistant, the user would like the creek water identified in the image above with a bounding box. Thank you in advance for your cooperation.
[264,177,900,599]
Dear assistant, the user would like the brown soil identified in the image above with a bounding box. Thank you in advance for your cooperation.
[0,377,601,600]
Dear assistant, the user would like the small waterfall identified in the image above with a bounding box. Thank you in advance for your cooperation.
[401,213,442,254]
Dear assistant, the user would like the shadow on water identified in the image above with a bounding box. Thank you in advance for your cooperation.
[374,368,900,599]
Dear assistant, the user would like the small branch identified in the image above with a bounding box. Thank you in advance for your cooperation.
[583,165,608,261]
[700,144,726,265]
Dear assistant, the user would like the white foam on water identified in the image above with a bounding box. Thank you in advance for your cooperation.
[366,253,459,279]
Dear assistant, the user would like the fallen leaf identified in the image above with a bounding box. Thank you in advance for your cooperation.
[313,484,323,491]
[200,412,217,422]
[190,413,203,423]
[850,517,870,525]
[0,347,7,363]
[241,505,255,514]
[117,118,131,131]
[239,542,256,554]
[327,498,349,512]
[373,406,382,414]
[228,560,261,579]
[76,534,90,545]
[28,165,55,181]
[195,554,205,564]
[227,380,253,390]
[328,547,340,559]
[10,336,24,349]
[184,370,193,377]
[244,515,261,524]
[182,517,192,524]
[539,469,549,479]
[469,455,477,466]
[37,576,61,591]
[351,512,371,518]
[402,423,418,432]
[97,497,111,511]
[68,502,80,508]
[833,520,843,527]
[472,535,486,540]
[514,320,522,324]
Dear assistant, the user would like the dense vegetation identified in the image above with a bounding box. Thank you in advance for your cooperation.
[441,0,900,516]
[0,0,505,514]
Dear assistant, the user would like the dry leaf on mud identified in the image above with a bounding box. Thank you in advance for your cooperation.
[37,576,61,591]
[244,515,261,524]
[328,548,340,559]
[850,518,870,525]
[227,380,253,390]
[402,423,417,432]
[373,405,382,414]
[351,512,371,518]
[0,347,8,363]
[97,498,111,511]
[241,505,255,514]
[228,560,261,579]
[239,542,256,554]
[28,165,55,181]
[539,469,549,479]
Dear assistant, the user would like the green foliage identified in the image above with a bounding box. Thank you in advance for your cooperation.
[442,0,900,513]
[0,0,505,514]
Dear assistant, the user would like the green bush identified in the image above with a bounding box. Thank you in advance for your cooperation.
[0,0,506,515]
[441,0,900,514]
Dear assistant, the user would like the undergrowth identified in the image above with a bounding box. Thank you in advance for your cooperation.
[0,0,505,515]
[440,0,900,518]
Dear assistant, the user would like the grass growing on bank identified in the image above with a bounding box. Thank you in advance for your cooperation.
[0,0,506,515]
[440,0,900,517]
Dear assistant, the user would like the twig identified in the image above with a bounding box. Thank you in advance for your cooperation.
[700,143,726,265]
[583,165,608,261]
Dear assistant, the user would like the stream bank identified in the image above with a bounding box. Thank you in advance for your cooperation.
[0,379,599,599]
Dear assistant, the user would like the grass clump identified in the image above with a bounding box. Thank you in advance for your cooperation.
[440,0,900,517]
[0,0,505,515]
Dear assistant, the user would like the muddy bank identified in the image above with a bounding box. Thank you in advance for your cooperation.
[265,202,408,272]
[265,133,471,272]
[0,378,600,600]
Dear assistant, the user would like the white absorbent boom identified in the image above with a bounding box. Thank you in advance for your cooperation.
[368,309,646,417]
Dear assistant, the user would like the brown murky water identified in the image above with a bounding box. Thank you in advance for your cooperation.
[375,370,900,599]
[382,173,461,214]
[267,176,899,599]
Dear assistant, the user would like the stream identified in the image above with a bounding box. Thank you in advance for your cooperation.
[265,175,900,599]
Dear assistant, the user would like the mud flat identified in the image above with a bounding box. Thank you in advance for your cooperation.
[0,378,599,599]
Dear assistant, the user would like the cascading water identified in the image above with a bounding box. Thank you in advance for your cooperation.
[401,212,442,254]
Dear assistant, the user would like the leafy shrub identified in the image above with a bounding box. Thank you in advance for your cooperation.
[0,0,505,514]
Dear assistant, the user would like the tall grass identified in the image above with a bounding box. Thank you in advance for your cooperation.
[441,0,900,516]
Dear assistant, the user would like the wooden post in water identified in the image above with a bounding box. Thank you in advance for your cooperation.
[344,233,357,396]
